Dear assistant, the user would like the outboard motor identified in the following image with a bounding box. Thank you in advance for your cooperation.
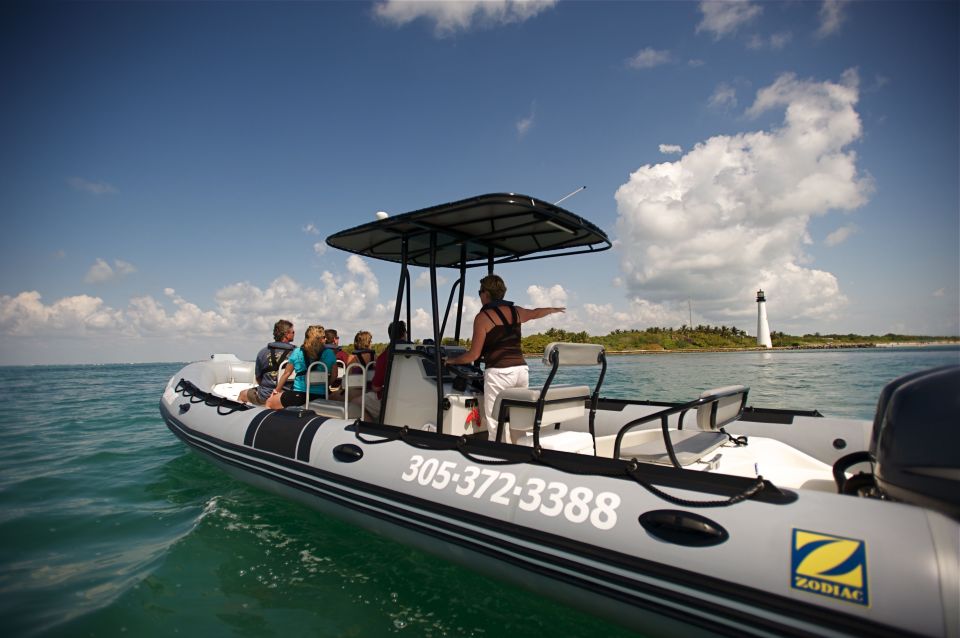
[832,365,960,517]
[872,365,960,518]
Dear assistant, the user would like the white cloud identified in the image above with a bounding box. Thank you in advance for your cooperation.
[932,288,945,298]
[614,70,871,329]
[313,242,327,256]
[627,47,671,69]
[747,31,792,50]
[817,0,849,38]
[67,177,117,195]
[2,257,388,349]
[114,259,137,276]
[659,144,682,155]
[303,223,320,235]
[0,291,124,336]
[516,103,535,138]
[824,224,858,247]
[708,83,737,109]
[414,270,449,288]
[696,0,762,40]
[526,284,567,308]
[84,258,137,284]
[373,0,557,37]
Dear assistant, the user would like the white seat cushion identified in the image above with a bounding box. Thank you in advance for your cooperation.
[618,430,727,465]
[696,385,747,430]
[515,430,595,455]
[492,384,589,430]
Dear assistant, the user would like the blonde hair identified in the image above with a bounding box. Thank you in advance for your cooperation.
[353,330,372,350]
[302,325,326,360]
[479,274,506,301]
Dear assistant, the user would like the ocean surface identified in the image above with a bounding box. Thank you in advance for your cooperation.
[1,346,957,638]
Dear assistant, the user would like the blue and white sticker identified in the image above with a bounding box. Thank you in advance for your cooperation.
[791,529,869,606]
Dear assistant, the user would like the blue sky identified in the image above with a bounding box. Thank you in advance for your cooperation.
[1,0,957,365]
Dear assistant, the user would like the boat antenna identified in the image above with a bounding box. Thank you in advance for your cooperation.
[553,185,586,205]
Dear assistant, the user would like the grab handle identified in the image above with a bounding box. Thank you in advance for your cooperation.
[638,510,729,547]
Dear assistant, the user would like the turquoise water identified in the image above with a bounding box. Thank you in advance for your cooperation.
[0,347,956,637]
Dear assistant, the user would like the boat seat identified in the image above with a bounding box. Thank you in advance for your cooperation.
[494,342,606,455]
[613,385,749,467]
[493,385,590,429]
[619,430,727,466]
[307,398,361,419]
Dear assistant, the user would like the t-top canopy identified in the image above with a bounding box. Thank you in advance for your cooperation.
[325,193,611,269]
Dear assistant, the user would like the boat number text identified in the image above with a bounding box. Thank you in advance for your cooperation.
[401,454,621,530]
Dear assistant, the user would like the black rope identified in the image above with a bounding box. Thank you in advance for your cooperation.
[626,461,766,508]
[454,436,517,466]
[352,420,770,507]
[720,428,749,447]
[173,378,251,414]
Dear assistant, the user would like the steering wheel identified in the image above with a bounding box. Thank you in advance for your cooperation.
[445,360,484,382]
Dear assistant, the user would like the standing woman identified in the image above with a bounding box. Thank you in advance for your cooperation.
[266,324,336,409]
[444,274,564,443]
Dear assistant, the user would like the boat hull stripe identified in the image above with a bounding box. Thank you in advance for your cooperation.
[296,416,328,461]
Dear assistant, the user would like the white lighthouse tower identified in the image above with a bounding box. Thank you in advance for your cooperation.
[756,289,772,348]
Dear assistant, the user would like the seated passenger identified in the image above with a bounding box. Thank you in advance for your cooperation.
[266,324,337,409]
[348,330,375,411]
[350,330,376,375]
[364,320,406,421]
[325,328,350,396]
[240,319,296,405]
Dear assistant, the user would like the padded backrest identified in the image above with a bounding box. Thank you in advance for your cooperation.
[696,385,748,431]
[542,342,604,366]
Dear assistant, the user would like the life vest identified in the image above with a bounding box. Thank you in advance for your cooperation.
[264,345,292,381]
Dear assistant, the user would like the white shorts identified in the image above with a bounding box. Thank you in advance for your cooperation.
[364,391,382,420]
[484,365,529,443]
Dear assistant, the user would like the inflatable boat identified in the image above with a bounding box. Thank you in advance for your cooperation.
[160,193,959,637]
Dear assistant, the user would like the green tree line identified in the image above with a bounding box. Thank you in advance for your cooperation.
[350,325,957,354]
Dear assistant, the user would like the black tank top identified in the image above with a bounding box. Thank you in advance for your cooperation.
[481,304,526,369]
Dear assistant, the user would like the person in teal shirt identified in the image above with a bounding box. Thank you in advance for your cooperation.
[266,324,337,409]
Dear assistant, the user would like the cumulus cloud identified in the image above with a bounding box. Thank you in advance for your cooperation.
[627,47,671,69]
[373,0,557,37]
[414,270,449,288]
[817,0,849,38]
[659,144,682,155]
[84,258,137,284]
[2,256,387,346]
[303,223,320,235]
[527,284,567,308]
[313,242,327,256]
[614,70,871,329]
[0,291,124,335]
[696,0,762,40]
[67,177,117,195]
[824,224,858,247]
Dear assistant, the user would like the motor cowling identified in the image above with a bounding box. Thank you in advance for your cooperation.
[873,365,960,519]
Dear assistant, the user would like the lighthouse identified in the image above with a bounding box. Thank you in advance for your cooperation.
[756,289,772,348]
